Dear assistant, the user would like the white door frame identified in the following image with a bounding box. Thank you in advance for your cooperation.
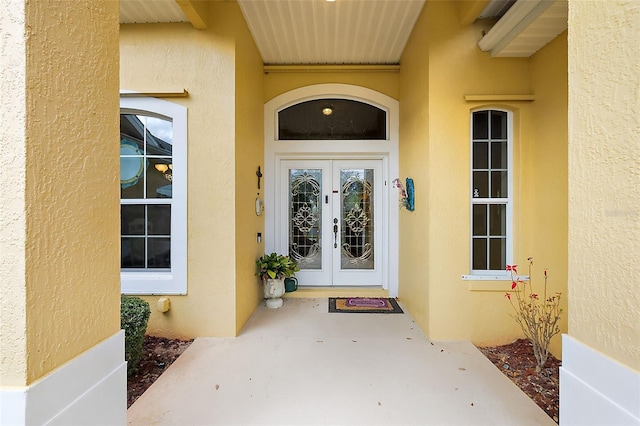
[264,84,399,296]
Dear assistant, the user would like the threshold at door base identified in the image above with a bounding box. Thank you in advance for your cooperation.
[283,287,388,299]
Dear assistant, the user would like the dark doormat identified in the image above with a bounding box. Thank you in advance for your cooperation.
[328,297,404,314]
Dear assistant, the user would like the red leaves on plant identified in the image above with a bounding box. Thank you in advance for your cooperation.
[502,259,562,376]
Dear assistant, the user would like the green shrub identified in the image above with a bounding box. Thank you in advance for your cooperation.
[120,296,151,376]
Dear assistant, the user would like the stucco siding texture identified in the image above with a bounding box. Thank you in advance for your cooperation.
[120,3,247,338]
[396,0,570,358]
[1,0,29,386]
[568,0,640,370]
[1,0,121,385]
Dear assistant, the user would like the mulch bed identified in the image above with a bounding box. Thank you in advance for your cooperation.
[477,339,560,424]
[127,336,193,408]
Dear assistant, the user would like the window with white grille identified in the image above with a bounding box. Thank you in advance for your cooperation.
[470,109,513,274]
[120,96,187,294]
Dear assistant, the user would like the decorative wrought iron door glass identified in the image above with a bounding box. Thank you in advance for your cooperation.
[340,169,374,270]
[289,169,322,269]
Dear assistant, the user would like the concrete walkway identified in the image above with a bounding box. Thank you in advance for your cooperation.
[128,298,556,425]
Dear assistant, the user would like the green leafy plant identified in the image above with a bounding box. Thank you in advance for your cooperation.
[121,296,151,376]
[505,258,562,372]
[256,252,299,281]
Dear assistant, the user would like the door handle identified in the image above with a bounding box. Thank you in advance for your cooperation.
[333,218,338,248]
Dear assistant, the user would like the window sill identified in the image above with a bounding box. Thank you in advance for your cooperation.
[462,274,529,292]
[121,271,186,295]
[461,274,512,281]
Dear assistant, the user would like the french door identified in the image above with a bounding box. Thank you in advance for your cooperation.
[278,159,382,286]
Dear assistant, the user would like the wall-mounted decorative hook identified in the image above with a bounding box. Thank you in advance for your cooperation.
[256,166,263,189]
[393,177,415,211]
[405,178,415,211]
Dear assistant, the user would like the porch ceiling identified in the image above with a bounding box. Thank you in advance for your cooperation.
[236,0,426,65]
[119,0,568,63]
[120,0,189,25]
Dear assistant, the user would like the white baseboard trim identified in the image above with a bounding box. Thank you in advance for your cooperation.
[0,331,127,426]
[560,334,640,425]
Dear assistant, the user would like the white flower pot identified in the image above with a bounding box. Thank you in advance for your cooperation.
[263,278,285,308]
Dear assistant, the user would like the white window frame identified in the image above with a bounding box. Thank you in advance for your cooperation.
[120,95,187,295]
[466,108,513,279]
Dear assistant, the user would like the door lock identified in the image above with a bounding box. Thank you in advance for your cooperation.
[333,218,338,248]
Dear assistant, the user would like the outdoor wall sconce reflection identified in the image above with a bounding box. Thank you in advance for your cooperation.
[393,177,415,211]
[154,163,173,181]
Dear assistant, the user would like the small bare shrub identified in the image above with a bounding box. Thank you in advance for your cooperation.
[505,258,562,372]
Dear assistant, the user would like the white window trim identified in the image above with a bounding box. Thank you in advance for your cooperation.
[461,274,516,281]
[467,108,513,279]
[120,94,187,295]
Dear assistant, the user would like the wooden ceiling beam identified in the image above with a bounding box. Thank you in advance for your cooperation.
[176,0,209,30]
[458,0,491,26]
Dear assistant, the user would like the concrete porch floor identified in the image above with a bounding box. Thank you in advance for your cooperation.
[127,298,555,425]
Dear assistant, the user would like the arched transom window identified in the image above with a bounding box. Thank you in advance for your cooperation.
[278,98,387,140]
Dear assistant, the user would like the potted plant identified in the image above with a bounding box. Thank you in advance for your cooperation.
[256,253,299,308]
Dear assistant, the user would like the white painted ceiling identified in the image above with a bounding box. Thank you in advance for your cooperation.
[478,0,568,57]
[237,0,425,65]
[495,0,567,57]
[119,0,568,63]
[120,0,189,24]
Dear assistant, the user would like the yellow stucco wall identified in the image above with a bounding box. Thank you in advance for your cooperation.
[526,32,569,357]
[1,0,28,387]
[264,72,399,103]
[568,0,640,370]
[233,4,267,335]
[399,0,568,356]
[1,0,121,386]
[120,2,264,338]
[398,2,430,334]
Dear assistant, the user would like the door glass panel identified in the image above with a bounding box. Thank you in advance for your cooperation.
[279,99,386,140]
[340,169,374,270]
[289,170,322,269]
